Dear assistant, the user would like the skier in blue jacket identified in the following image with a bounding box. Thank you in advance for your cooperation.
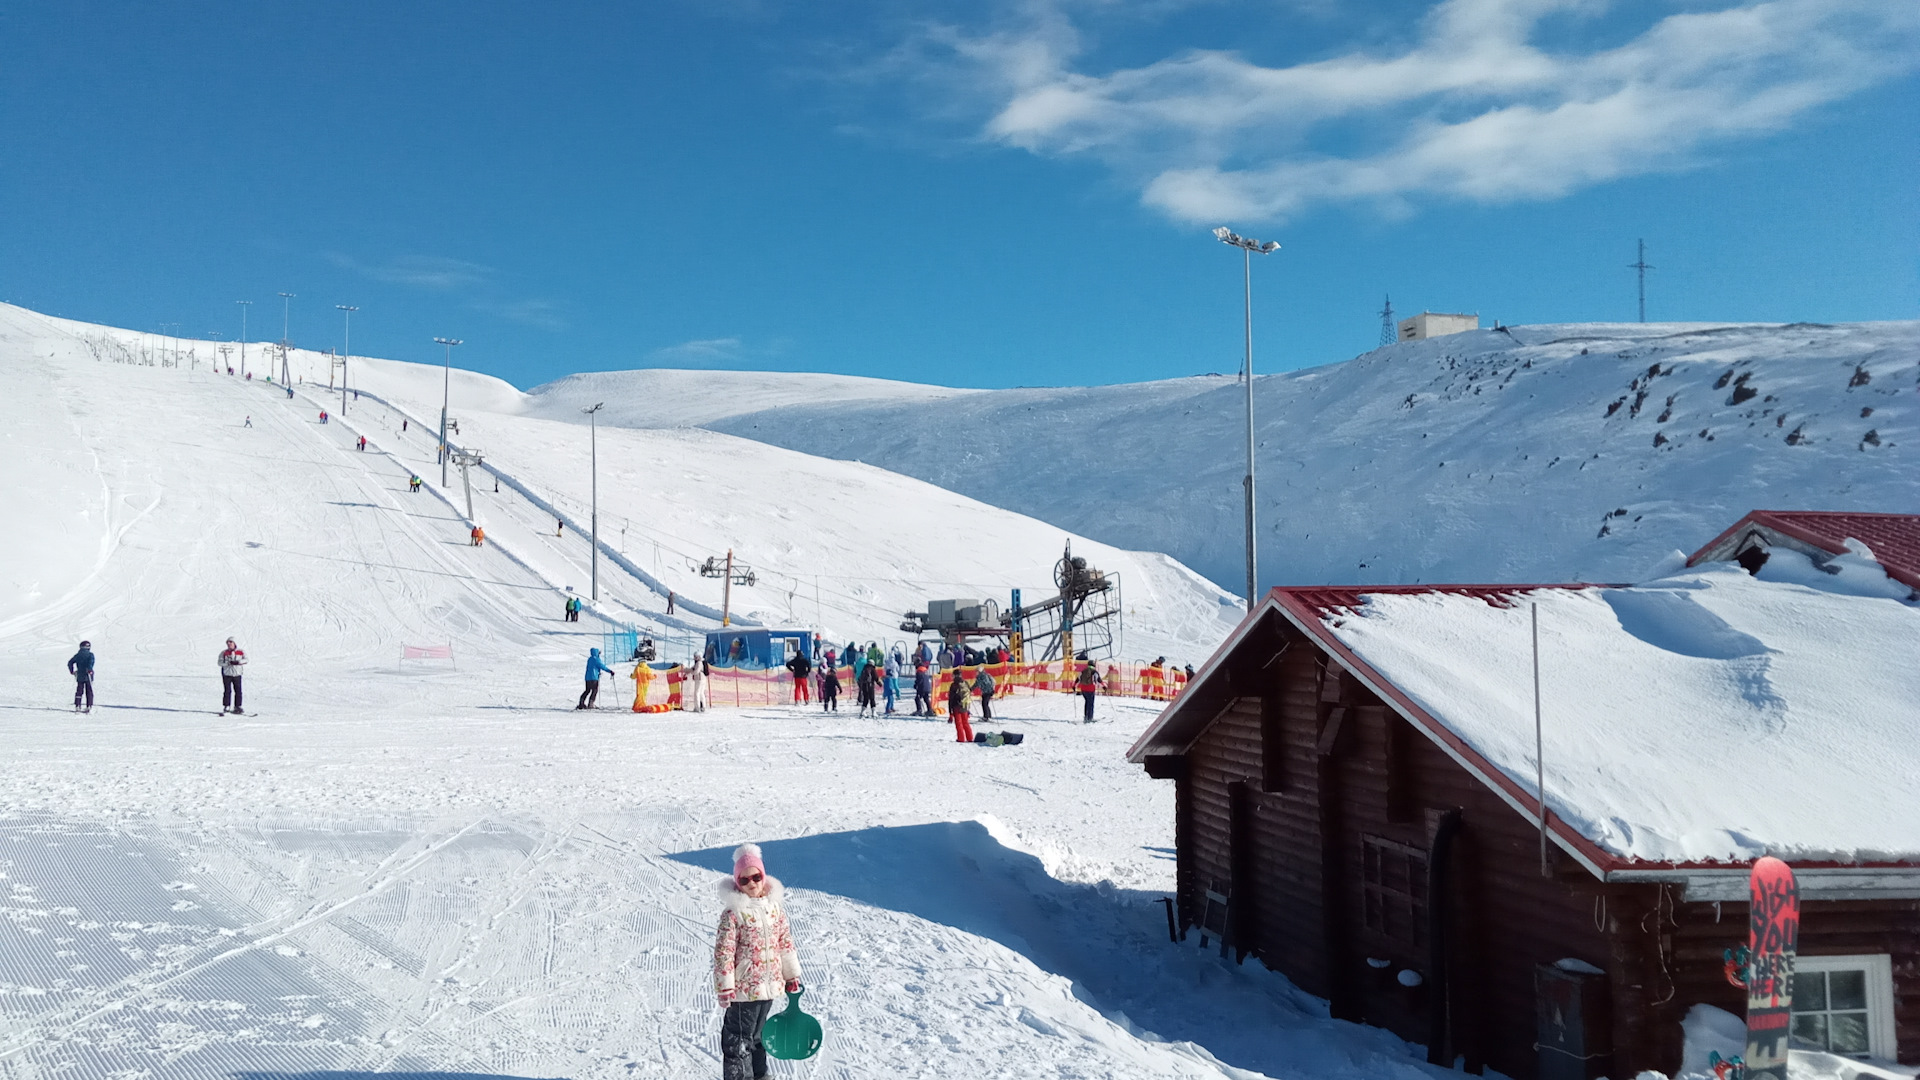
[579,648,612,710]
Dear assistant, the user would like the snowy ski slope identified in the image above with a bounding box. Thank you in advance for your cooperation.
[0,303,1466,1080]
[0,302,1242,666]
[526,322,1919,593]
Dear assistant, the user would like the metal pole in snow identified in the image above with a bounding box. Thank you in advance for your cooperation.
[1533,602,1548,877]
[584,402,603,601]
[723,548,734,627]
[236,301,250,377]
[336,305,357,416]
[1242,244,1258,609]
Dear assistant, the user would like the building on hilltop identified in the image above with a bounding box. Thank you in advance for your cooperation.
[1128,511,1920,1079]
[1398,312,1480,341]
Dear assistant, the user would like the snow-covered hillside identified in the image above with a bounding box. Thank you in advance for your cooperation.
[0,303,1450,1079]
[559,322,1915,592]
[0,303,1240,665]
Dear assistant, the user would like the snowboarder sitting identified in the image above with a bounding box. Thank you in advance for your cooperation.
[68,640,95,712]
[947,673,974,742]
[579,648,611,710]
[713,844,802,1080]
[219,638,247,714]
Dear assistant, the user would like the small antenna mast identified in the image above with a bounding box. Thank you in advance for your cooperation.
[1629,240,1654,323]
[1378,294,1396,346]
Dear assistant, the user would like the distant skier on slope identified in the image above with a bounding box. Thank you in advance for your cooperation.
[244,416,252,428]
[712,843,803,1080]
[578,648,611,710]
[219,638,247,714]
[68,640,95,713]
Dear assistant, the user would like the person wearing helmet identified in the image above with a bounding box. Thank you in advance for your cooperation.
[67,640,95,712]
[219,638,247,713]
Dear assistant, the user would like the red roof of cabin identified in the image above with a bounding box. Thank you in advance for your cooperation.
[1690,510,1920,589]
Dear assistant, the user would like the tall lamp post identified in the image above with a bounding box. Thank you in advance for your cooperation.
[434,337,463,486]
[582,403,605,600]
[1213,225,1281,608]
[335,305,357,416]
[277,292,296,385]
[235,300,251,377]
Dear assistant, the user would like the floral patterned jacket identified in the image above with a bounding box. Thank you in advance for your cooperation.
[713,876,802,1001]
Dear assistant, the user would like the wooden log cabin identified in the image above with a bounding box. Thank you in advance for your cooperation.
[1127,515,1920,1079]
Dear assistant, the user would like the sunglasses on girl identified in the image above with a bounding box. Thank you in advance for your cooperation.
[737,872,764,885]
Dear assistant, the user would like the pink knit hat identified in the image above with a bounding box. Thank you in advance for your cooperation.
[732,843,766,881]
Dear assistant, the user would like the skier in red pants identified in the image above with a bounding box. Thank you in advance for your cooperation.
[945,673,974,743]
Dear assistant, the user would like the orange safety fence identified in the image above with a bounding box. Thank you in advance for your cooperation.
[658,659,1188,713]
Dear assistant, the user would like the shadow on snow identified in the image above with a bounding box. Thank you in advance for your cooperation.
[671,820,1448,1080]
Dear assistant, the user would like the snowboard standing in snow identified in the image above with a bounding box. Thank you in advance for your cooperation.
[1715,856,1799,1080]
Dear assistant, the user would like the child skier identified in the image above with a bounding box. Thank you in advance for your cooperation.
[818,651,840,713]
[219,638,247,713]
[712,844,802,1080]
[883,647,902,715]
[67,640,95,712]
[946,672,974,742]
[579,648,611,709]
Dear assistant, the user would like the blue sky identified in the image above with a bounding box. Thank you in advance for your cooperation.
[2,0,1915,390]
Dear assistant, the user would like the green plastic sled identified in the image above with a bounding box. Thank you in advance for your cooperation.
[762,987,823,1060]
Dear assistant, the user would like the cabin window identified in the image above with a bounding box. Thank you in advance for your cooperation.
[1360,836,1428,948]
[1791,954,1896,1060]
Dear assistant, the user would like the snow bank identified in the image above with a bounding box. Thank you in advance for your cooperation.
[1321,564,1920,863]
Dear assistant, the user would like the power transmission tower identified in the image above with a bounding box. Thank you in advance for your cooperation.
[1630,240,1654,323]
[1378,295,1397,345]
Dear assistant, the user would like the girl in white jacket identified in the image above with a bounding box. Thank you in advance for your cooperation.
[712,843,801,1080]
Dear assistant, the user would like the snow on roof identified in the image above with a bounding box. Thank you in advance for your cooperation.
[1304,557,1920,866]
[1691,510,1920,591]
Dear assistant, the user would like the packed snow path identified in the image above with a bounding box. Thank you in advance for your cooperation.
[0,333,1456,1078]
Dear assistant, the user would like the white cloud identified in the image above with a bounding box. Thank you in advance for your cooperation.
[329,253,494,291]
[650,337,745,363]
[929,0,1920,222]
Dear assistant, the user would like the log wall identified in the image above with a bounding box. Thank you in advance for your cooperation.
[1165,623,1920,1077]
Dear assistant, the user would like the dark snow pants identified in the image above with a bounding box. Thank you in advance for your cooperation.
[73,673,93,709]
[1081,689,1095,722]
[978,689,993,721]
[578,680,600,709]
[222,675,243,712]
[914,685,932,716]
[720,998,773,1080]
